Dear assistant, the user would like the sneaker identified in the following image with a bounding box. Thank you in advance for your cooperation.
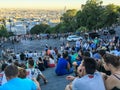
[44,80,48,84]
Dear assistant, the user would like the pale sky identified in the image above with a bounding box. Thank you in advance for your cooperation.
[0,0,120,9]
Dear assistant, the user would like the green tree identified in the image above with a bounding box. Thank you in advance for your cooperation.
[102,4,119,27]
[30,24,50,34]
[44,27,52,34]
[51,23,68,33]
[76,0,104,30]
[0,18,6,27]
[116,6,120,24]
[8,31,15,37]
[0,25,9,37]
[76,26,88,33]
[61,9,78,32]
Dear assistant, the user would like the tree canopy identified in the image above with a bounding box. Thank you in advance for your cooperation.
[60,9,78,32]
[78,0,104,30]
[27,0,120,34]
[55,0,120,33]
[30,23,50,34]
[0,25,9,37]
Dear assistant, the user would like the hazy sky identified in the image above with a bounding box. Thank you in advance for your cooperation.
[0,0,120,9]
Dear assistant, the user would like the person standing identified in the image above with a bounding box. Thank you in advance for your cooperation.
[75,40,81,52]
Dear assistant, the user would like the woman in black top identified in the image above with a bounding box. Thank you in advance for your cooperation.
[103,54,120,90]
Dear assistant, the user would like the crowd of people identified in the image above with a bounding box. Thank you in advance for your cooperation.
[0,30,120,90]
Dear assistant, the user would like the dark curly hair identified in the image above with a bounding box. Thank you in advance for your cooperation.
[83,57,97,74]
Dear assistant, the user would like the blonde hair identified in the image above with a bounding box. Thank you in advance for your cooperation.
[18,68,27,79]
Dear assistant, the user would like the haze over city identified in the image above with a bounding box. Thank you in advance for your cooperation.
[0,0,120,10]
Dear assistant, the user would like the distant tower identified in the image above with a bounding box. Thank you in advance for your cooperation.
[64,6,67,13]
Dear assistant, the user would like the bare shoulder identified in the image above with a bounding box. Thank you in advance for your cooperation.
[105,75,120,89]
[111,74,120,88]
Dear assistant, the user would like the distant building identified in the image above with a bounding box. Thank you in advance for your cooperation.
[13,25,26,35]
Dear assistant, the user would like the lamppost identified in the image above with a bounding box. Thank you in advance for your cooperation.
[26,22,30,34]
[8,18,12,32]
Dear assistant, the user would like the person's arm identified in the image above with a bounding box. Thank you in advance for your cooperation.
[65,83,72,90]
[32,78,41,90]
[36,61,39,65]
[66,75,76,81]
[67,62,70,71]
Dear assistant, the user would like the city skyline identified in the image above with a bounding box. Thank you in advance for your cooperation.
[0,0,120,10]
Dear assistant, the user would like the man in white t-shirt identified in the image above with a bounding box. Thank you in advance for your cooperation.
[66,57,105,90]
[26,59,48,84]
[27,51,33,58]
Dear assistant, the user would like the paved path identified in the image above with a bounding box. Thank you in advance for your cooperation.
[40,67,73,90]
[3,38,66,53]
[1,25,120,54]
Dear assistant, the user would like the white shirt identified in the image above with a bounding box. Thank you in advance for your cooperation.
[26,68,42,79]
[33,53,38,57]
[50,50,55,56]
[49,58,55,64]
[76,40,80,48]
[0,71,7,85]
[16,54,20,60]
[83,43,89,50]
[72,72,105,90]
[27,53,33,58]
[110,50,119,56]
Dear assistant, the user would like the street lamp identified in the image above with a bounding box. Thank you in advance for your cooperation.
[8,18,12,32]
